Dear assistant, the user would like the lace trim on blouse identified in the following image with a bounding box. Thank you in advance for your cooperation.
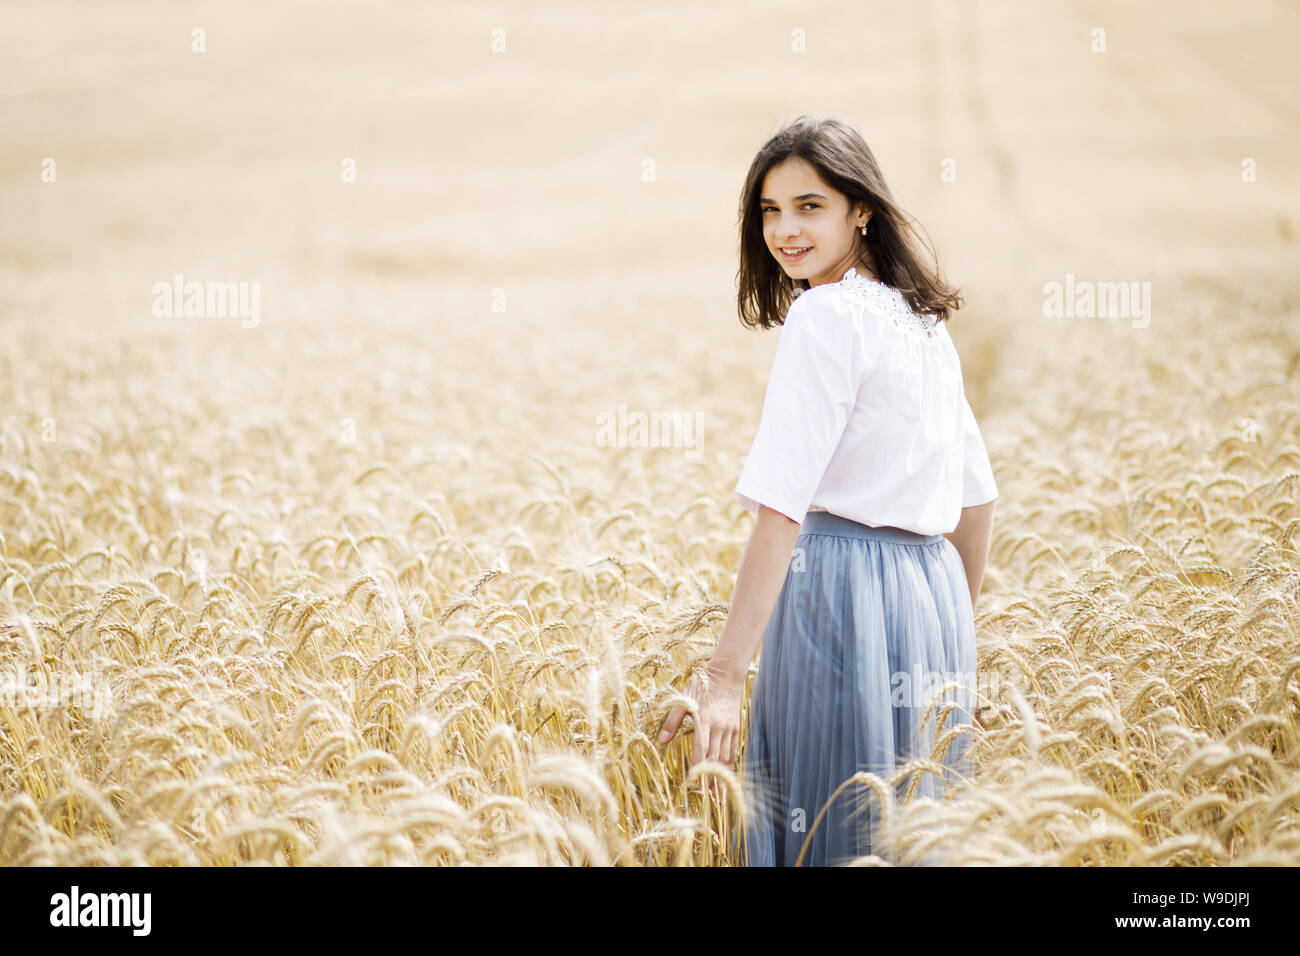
[839,267,938,338]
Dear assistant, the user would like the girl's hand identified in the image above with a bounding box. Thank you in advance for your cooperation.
[658,659,746,772]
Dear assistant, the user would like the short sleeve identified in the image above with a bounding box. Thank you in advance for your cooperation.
[960,392,998,507]
[734,291,869,524]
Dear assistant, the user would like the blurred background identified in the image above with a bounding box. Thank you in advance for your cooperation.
[3,0,1296,454]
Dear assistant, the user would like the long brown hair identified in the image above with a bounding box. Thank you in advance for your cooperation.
[736,115,964,330]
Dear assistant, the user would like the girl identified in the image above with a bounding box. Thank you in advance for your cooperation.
[659,115,998,866]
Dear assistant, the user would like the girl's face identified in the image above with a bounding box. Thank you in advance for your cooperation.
[759,157,870,288]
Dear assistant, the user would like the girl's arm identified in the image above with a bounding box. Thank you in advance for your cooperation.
[707,504,803,686]
[943,499,995,612]
[658,503,799,761]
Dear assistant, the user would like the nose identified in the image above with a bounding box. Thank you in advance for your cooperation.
[774,219,801,242]
[771,214,803,242]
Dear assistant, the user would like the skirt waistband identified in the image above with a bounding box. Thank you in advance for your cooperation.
[800,510,944,546]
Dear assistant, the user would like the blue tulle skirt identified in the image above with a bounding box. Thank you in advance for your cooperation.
[736,510,977,867]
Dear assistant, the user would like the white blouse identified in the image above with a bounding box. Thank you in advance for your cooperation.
[734,266,998,536]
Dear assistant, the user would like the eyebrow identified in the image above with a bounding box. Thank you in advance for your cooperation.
[758,193,828,204]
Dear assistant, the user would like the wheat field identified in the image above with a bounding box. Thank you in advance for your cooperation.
[1,0,1298,866]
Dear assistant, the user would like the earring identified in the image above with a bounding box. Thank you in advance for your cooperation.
[860,224,867,235]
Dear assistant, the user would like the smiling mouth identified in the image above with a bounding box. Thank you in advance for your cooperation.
[780,246,812,256]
